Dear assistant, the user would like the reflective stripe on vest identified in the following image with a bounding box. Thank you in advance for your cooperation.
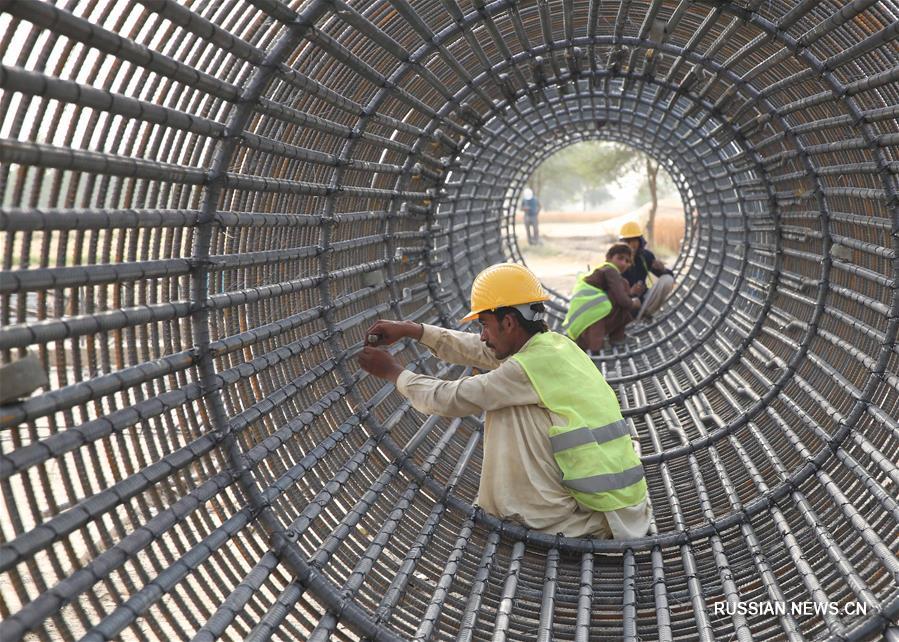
[512,332,647,512]
[562,465,646,494]
[561,264,616,340]
[561,293,609,332]
[549,418,630,452]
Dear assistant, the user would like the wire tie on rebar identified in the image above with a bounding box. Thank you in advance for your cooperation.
[551,531,563,551]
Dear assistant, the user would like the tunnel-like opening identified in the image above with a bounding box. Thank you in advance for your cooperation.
[0,1,897,641]
[500,138,686,303]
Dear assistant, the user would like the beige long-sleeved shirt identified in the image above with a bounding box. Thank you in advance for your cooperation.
[396,325,652,539]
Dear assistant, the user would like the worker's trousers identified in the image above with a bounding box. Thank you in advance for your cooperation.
[637,274,675,320]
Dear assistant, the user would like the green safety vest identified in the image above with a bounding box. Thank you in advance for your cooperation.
[512,332,647,512]
[561,262,616,340]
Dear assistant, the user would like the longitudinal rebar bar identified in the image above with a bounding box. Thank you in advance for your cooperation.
[0,1,897,640]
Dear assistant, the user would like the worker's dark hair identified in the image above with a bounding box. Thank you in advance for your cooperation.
[490,303,549,335]
[606,243,633,260]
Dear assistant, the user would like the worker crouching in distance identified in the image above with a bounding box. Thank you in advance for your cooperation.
[562,244,641,353]
[619,221,675,322]
[358,263,652,539]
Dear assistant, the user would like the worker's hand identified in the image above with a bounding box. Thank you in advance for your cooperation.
[358,346,405,383]
[630,297,642,311]
[363,320,423,347]
[630,282,646,296]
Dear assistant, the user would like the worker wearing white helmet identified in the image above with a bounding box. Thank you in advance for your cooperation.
[521,187,541,245]
[359,263,652,539]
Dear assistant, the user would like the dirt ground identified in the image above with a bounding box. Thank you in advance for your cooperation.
[515,199,684,295]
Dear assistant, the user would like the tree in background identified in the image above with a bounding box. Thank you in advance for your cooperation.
[583,185,612,210]
[636,158,677,246]
[529,142,639,210]
[644,157,661,246]
[526,142,673,243]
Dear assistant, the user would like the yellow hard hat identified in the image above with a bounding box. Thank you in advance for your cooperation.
[460,263,549,322]
[619,221,643,239]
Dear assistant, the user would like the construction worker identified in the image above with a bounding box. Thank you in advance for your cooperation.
[563,244,642,352]
[358,263,652,539]
[521,187,541,245]
[618,221,675,321]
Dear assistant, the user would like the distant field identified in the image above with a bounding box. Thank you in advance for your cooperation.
[652,215,686,256]
[515,198,686,295]
[513,209,629,223]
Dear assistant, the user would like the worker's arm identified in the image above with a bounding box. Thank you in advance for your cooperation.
[587,267,642,297]
[364,320,501,371]
[603,268,641,311]
[650,258,674,277]
[417,324,503,371]
[395,359,539,417]
[643,249,673,277]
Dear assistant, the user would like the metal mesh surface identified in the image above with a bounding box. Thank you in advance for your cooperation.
[1,0,897,640]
